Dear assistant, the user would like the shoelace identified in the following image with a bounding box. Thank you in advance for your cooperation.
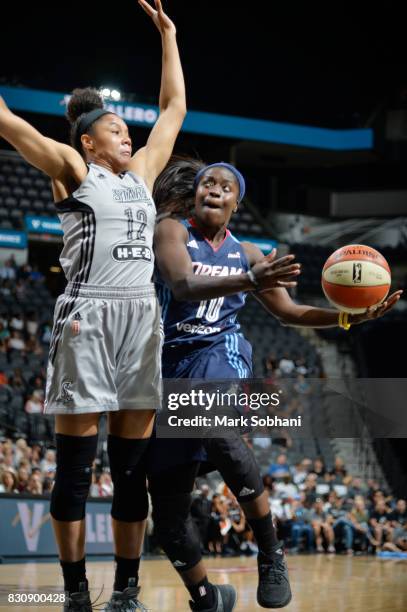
[100,587,150,611]
[259,559,286,586]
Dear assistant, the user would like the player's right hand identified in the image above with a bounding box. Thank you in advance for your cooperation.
[250,250,301,291]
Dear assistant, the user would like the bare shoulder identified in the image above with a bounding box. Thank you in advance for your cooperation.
[47,140,87,182]
[154,217,189,241]
[241,241,264,266]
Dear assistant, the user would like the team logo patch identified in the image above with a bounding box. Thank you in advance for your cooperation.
[228,251,241,259]
[112,244,152,262]
[58,380,74,404]
[187,239,199,249]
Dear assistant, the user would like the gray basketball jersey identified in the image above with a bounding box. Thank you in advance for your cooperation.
[55,163,155,287]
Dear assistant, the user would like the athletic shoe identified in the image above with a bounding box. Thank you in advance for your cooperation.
[103,579,149,611]
[257,542,292,608]
[189,584,237,611]
[63,582,93,611]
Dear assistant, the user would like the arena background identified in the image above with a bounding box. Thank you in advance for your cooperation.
[0,2,406,610]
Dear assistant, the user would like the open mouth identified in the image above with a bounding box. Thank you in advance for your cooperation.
[203,199,222,210]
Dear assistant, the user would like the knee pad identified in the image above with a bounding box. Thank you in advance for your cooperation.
[108,435,149,522]
[151,491,201,571]
[50,433,98,521]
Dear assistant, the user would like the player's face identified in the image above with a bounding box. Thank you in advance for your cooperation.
[194,167,239,227]
[88,114,132,171]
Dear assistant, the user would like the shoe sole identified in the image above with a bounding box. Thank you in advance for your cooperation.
[257,589,292,609]
[217,585,237,612]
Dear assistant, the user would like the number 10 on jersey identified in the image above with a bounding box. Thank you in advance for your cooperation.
[196,297,224,322]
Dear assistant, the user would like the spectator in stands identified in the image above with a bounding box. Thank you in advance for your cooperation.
[310,458,326,479]
[0,259,16,280]
[290,497,314,552]
[295,357,308,376]
[268,453,290,479]
[26,471,43,495]
[28,265,44,283]
[25,312,39,336]
[370,498,393,546]
[349,495,378,550]
[25,334,44,357]
[208,494,228,555]
[382,521,407,553]
[0,369,8,386]
[278,353,296,376]
[8,330,25,352]
[40,449,56,473]
[389,499,407,527]
[24,390,44,414]
[302,473,318,504]
[0,322,10,343]
[0,467,18,493]
[291,460,309,486]
[274,475,298,500]
[9,368,27,393]
[330,456,347,482]
[0,339,8,357]
[98,472,114,497]
[40,320,52,344]
[326,495,354,554]
[16,465,30,493]
[310,498,335,553]
[9,312,24,332]
[347,477,367,499]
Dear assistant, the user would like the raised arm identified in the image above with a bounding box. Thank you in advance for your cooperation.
[0,96,85,182]
[130,0,186,191]
[154,219,300,301]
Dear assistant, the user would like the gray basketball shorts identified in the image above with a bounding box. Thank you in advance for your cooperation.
[44,283,163,414]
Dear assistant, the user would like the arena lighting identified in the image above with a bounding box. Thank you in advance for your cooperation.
[100,87,121,101]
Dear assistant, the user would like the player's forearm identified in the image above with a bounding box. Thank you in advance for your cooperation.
[159,31,186,113]
[278,304,347,328]
[171,272,256,301]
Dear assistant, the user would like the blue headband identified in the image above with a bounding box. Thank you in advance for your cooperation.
[194,162,246,202]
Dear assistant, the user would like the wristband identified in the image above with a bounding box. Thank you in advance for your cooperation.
[247,269,259,288]
[338,311,351,330]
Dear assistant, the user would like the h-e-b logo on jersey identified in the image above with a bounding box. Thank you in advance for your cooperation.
[112,244,152,262]
[352,263,362,283]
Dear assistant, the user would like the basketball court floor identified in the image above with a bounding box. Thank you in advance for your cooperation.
[0,554,406,611]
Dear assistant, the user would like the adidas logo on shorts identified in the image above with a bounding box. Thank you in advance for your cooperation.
[239,486,255,497]
[173,560,187,568]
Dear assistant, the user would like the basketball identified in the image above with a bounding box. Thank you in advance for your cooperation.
[321,244,391,314]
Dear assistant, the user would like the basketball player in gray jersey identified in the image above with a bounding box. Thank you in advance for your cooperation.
[0,1,185,610]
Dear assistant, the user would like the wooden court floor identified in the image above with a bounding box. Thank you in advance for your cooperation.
[0,554,406,611]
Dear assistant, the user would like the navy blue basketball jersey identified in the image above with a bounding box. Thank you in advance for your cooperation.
[155,218,250,350]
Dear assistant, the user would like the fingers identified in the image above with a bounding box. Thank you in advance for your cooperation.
[267,263,301,277]
[271,254,296,269]
[138,0,155,16]
[264,248,276,261]
[154,0,163,10]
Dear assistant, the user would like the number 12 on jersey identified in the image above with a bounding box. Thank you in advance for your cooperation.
[196,297,224,322]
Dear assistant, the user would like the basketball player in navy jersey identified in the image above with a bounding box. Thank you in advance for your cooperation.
[147,157,402,611]
[0,2,186,610]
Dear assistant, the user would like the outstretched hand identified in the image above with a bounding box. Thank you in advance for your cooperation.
[352,290,403,324]
[251,249,301,292]
[138,0,176,35]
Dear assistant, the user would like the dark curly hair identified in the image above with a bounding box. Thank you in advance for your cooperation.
[153,155,206,219]
[66,87,105,153]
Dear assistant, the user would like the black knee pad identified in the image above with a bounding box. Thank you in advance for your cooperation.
[108,435,149,522]
[151,491,201,571]
[50,433,98,521]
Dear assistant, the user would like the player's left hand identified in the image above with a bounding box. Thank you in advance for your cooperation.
[351,290,403,323]
[138,0,176,35]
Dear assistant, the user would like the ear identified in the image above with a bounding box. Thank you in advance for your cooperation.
[81,133,94,152]
[233,203,239,214]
